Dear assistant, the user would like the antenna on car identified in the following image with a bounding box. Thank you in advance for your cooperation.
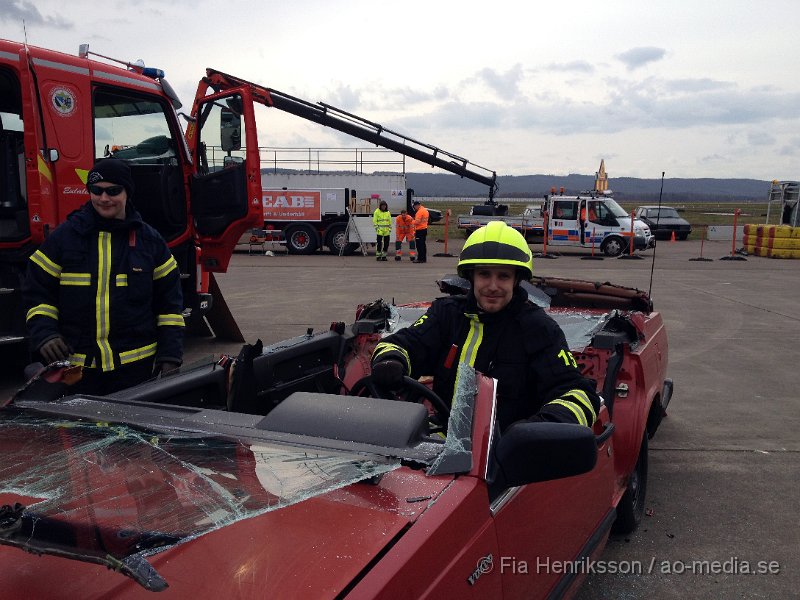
[647,171,665,300]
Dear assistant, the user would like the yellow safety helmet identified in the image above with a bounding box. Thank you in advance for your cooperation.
[457,221,533,279]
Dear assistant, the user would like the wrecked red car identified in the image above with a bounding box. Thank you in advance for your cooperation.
[0,275,671,599]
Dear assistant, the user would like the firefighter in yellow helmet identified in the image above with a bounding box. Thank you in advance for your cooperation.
[371,221,600,430]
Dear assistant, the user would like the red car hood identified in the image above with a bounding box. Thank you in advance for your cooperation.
[0,409,453,598]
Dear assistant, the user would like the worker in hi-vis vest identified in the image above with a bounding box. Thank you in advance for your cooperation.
[394,209,416,261]
[372,200,392,261]
[412,199,429,263]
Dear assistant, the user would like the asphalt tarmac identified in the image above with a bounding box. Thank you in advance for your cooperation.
[3,237,798,598]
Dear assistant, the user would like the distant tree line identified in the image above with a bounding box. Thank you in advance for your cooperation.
[259,167,775,202]
[406,173,773,202]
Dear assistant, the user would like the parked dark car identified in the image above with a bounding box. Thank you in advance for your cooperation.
[634,205,692,239]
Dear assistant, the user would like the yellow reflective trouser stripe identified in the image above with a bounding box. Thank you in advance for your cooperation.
[116,274,128,286]
[30,249,62,279]
[60,272,91,286]
[564,389,597,424]
[153,255,178,280]
[96,232,114,372]
[373,342,411,373]
[27,303,58,322]
[454,314,483,388]
[157,313,185,327]
[547,399,588,426]
[119,343,157,365]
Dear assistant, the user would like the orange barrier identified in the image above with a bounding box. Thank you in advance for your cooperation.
[720,209,746,261]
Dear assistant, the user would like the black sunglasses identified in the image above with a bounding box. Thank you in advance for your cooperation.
[88,184,125,197]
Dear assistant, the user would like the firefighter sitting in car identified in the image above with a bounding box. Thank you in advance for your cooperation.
[370,221,600,431]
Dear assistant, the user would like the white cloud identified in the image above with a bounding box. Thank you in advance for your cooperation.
[615,47,667,71]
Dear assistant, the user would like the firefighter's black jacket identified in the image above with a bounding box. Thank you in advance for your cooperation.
[372,286,600,430]
[23,202,184,371]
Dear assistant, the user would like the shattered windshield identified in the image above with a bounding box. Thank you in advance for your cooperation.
[0,409,399,588]
[428,363,478,476]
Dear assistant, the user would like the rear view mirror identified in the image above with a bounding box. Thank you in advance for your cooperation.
[220,107,242,152]
[492,422,597,487]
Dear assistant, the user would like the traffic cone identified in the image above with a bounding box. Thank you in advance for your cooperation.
[670,231,676,242]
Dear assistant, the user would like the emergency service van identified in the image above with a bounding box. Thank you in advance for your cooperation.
[546,193,655,256]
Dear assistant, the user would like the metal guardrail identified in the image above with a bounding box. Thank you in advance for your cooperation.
[205,145,406,174]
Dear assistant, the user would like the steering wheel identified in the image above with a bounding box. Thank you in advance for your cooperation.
[350,375,451,431]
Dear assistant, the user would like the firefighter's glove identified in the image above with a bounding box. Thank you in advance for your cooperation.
[39,336,71,364]
[371,359,406,388]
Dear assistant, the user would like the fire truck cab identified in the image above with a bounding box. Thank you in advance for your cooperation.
[0,40,263,348]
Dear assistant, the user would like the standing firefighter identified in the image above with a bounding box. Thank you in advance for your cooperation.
[372,200,392,261]
[22,159,184,395]
[394,209,416,261]
[371,221,600,431]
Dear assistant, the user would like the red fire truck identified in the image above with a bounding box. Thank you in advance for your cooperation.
[0,40,265,347]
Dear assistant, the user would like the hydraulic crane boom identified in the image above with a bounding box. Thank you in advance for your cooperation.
[198,69,498,200]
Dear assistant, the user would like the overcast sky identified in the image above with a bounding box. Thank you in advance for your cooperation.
[3,0,799,181]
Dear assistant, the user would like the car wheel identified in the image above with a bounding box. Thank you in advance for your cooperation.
[285,224,319,255]
[613,432,648,534]
[325,223,359,255]
[601,236,625,257]
[679,233,689,240]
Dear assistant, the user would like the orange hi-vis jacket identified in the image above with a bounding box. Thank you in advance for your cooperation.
[396,213,415,241]
[413,205,429,231]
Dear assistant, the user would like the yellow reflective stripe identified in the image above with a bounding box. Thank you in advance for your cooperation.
[37,154,53,183]
[26,303,59,321]
[30,250,62,279]
[564,389,597,424]
[454,314,483,390]
[153,255,178,280]
[60,272,91,286]
[547,399,588,426]
[458,314,483,367]
[96,232,114,372]
[116,274,128,287]
[157,313,185,327]
[119,343,157,365]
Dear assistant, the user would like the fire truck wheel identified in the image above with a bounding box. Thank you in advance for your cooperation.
[285,224,319,255]
[325,223,358,255]
[601,236,625,257]
[613,432,648,534]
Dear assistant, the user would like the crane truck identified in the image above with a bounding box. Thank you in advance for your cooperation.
[0,39,498,354]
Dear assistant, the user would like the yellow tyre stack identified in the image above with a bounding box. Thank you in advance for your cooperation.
[743,224,800,258]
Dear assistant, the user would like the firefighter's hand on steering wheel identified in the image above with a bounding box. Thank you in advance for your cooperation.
[371,359,406,388]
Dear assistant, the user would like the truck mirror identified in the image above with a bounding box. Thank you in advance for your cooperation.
[220,107,242,152]
[223,155,244,168]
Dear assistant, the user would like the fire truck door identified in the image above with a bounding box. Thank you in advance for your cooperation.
[190,92,261,271]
